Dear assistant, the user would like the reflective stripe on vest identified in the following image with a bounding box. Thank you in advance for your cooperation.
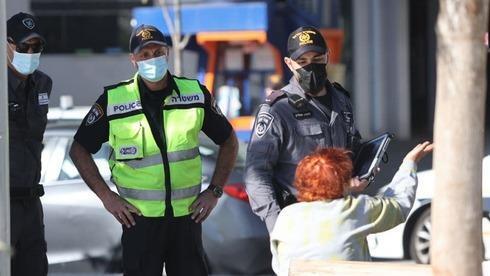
[116,184,201,201]
[120,147,200,169]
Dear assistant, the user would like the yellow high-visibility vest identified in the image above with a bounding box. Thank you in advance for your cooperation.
[106,74,205,217]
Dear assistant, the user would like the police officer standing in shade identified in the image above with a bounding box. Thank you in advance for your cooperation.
[245,26,366,232]
[69,24,238,276]
[6,12,51,276]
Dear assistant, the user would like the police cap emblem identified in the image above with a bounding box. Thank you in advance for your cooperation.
[293,30,315,46]
[137,29,153,40]
[299,32,310,43]
[22,18,35,29]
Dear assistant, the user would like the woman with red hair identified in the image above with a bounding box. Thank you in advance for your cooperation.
[270,142,433,275]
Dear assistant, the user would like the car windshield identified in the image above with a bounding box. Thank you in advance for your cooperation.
[199,134,247,168]
[42,121,247,183]
[58,143,112,181]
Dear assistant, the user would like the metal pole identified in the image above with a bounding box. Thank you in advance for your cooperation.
[159,0,188,76]
[173,0,182,76]
[0,0,11,274]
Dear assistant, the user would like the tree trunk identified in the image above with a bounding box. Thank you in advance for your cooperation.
[432,1,488,275]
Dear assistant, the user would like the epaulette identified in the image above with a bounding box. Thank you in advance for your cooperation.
[31,70,51,83]
[265,90,287,106]
[332,82,351,99]
[172,75,193,81]
[104,78,134,92]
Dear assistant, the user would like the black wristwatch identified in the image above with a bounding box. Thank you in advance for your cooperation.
[207,184,223,198]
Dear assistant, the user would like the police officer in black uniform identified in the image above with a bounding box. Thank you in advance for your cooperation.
[245,26,366,232]
[7,12,52,276]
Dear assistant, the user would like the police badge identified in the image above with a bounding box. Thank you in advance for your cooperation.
[255,112,274,138]
[22,18,35,29]
[86,104,104,126]
[342,111,353,124]
[210,97,224,117]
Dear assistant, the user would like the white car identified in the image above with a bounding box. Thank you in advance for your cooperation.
[368,156,490,263]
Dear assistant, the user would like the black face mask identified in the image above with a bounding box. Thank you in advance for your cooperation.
[295,63,327,95]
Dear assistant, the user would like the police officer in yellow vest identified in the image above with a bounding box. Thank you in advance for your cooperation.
[69,24,238,276]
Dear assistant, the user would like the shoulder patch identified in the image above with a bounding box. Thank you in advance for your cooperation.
[265,90,287,106]
[254,112,274,138]
[210,96,225,117]
[38,93,49,105]
[332,82,350,98]
[86,103,104,126]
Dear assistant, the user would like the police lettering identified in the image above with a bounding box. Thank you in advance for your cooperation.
[120,146,138,156]
[166,94,204,106]
[170,94,200,103]
[113,101,141,113]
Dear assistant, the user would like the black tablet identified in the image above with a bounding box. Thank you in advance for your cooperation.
[353,132,394,182]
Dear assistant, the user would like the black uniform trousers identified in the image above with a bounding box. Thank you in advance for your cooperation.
[122,214,208,276]
[10,198,48,276]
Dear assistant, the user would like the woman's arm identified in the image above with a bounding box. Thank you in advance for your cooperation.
[362,142,433,233]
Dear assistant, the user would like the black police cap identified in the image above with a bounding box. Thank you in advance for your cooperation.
[7,12,45,44]
[287,26,327,60]
[129,24,169,53]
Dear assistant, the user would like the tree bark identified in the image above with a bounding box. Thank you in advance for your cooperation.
[432,1,489,275]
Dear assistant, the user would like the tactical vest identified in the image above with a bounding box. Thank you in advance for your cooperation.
[106,74,205,217]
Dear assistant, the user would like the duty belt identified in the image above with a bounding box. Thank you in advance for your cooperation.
[10,185,45,199]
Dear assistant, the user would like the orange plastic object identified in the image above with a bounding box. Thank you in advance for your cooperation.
[319,28,344,64]
[230,116,255,130]
[196,30,267,44]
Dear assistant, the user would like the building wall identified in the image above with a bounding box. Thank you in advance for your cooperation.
[6,0,29,18]
[352,0,410,139]
[40,51,198,107]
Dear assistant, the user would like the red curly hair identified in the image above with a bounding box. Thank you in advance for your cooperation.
[294,148,353,202]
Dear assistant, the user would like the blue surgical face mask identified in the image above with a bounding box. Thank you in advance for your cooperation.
[10,50,41,75]
[136,56,168,82]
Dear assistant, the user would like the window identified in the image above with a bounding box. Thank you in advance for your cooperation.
[57,141,112,181]
[32,0,153,53]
